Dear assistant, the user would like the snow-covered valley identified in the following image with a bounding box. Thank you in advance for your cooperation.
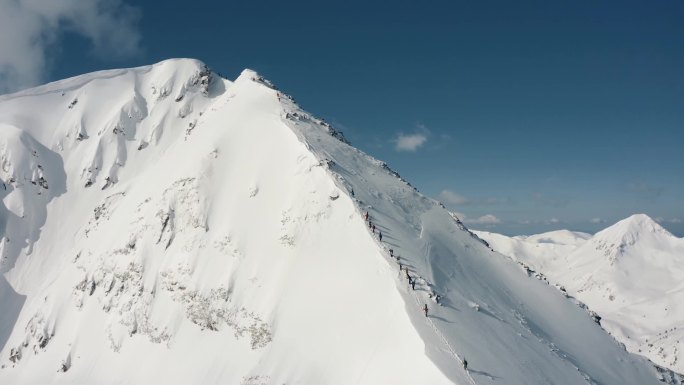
[0,59,679,384]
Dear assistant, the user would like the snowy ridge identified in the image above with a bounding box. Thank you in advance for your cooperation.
[0,59,673,384]
[476,215,684,376]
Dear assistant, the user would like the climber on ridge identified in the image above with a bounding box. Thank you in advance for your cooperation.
[364,211,369,221]
[423,304,428,317]
[378,231,383,242]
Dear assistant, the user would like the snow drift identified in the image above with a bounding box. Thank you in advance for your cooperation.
[0,59,676,384]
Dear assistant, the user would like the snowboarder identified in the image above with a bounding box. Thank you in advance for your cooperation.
[378,231,383,241]
[463,358,468,371]
[423,304,428,317]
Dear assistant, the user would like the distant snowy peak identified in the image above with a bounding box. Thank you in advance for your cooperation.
[587,214,674,261]
[516,229,591,246]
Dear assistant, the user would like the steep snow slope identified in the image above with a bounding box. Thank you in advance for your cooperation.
[0,59,673,384]
[476,215,684,375]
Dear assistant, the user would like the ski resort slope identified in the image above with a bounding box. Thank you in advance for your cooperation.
[476,216,684,375]
[0,59,671,384]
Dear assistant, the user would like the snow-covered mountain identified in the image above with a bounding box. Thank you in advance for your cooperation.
[0,59,677,384]
[475,214,684,375]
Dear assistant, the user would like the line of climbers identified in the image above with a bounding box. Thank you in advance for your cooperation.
[363,210,441,313]
[363,208,469,374]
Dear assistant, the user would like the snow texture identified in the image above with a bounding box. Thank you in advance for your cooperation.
[476,214,684,376]
[0,59,676,384]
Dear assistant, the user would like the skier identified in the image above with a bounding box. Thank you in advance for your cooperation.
[368,220,372,229]
[411,279,416,291]
[364,211,369,221]
[423,304,428,317]
[372,224,376,234]
[389,248,394,258]
[463,358,468,371]
[378,231,383,242]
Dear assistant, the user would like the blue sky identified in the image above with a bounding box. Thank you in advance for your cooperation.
[1,0,682,235]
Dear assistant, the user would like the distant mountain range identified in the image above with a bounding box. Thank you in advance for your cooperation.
[475,214,684,374]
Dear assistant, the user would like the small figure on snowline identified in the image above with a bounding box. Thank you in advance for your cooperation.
[411,279,416,291]
[389,248,394,257]
[368,220,372,229]
[423,304,428,317]
[462,357,468,371]
[405,267,410,279]
[399,261,403,271]
[378,231,383,241]
[364,211,369,221]
[372,224,376,233]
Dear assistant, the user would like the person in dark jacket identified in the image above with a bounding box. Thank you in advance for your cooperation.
[423,304,428,317]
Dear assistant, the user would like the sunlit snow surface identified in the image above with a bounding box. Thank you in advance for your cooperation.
[476,215,684,375]
[0,59,676,384]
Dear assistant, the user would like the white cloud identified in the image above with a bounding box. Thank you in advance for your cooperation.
[438,190,469,205]
[0,0,142,93]
[590,217,605,224]
[395,132,427,152]
[549,218,560,224]
[463,214,502,225]
[671,218,683,224]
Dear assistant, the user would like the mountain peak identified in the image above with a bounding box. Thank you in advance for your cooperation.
[590,214,671,261]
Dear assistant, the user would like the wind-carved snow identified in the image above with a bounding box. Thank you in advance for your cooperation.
[0,59,678,384]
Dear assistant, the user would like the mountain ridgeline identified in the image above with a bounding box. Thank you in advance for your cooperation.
[0,59,678,384]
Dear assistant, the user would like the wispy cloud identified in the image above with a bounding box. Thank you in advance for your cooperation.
[438,190,469,205]
[627,182,664,201]
[395,132,428,152]
[589,217,606,224]
[438,189,508,206]
[0,0,142,93]
[394,123,429,152]
[655,217,682,224]
[531,192,571,208]
[548,218,561,224]
[464,214,502,225]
